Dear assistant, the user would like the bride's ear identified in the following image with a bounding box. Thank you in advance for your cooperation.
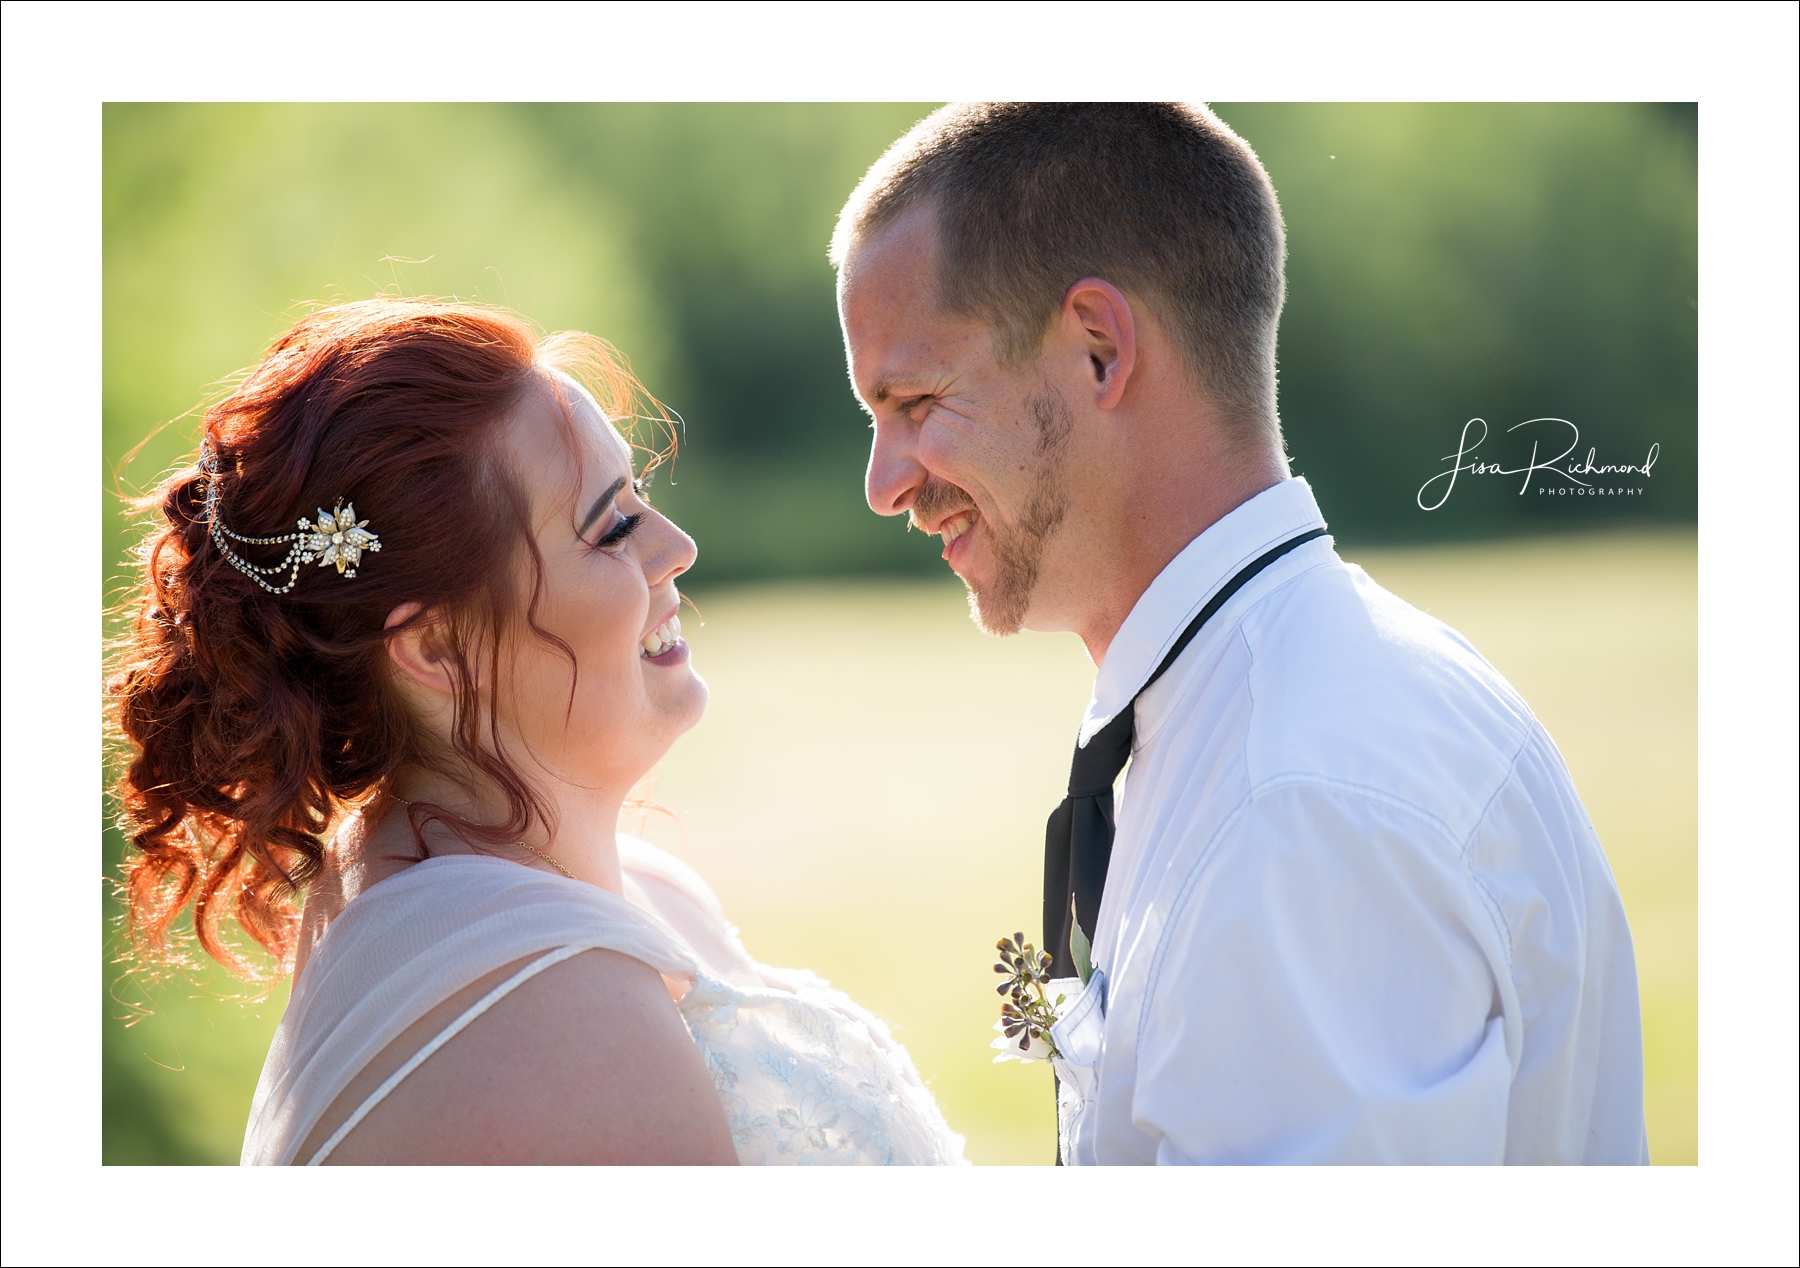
[384,602,469,696]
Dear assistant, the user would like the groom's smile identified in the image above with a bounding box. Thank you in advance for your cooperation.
[915,484,993,588]
[933,508,977,560]
[907,478,982,567]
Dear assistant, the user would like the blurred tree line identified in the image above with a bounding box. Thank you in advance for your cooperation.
[104,102,1695,591]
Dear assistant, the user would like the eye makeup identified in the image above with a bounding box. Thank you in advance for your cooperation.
[593,512,644,550]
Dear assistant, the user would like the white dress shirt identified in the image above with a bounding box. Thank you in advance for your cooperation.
[1049,478,1647,1164]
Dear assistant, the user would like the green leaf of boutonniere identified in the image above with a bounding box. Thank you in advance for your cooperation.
[1070,919,1093,986]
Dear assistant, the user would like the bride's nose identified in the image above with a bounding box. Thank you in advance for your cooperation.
[643,513,697,587]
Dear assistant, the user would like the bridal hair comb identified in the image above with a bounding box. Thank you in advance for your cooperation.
[200,442,382,594]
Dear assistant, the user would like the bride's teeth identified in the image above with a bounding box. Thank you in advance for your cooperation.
[641,615,682,657]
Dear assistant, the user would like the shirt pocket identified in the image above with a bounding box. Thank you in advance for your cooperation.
[1050,969,1106,1164]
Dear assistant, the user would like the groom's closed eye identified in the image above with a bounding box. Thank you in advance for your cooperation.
[870,373,935,415]
[881,393,936,425]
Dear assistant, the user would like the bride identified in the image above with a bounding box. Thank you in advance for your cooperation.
[110,297,965,1165]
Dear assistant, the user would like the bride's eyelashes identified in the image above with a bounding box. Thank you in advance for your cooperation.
[590,512,645,552]
[577,474,652,554]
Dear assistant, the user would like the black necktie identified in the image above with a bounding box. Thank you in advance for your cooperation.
[1042,527,1327,980]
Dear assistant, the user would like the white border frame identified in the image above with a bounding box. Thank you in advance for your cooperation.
[3,3,1794,1264]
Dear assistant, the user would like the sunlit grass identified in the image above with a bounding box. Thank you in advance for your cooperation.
[101,529,1696,1165]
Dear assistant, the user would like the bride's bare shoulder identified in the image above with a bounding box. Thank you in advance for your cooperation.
[308,948,736,1165]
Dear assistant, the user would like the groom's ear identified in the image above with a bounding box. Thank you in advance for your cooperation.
[1064,278,1137,411]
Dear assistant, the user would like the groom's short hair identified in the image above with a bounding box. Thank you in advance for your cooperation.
[832,102,1287,441]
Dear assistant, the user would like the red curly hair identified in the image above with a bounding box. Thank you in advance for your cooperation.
[108,297,666,977]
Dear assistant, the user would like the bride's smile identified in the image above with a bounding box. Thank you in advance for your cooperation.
[640,609,686,662]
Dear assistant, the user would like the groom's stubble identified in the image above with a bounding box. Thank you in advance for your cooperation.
[910,386,1074,637]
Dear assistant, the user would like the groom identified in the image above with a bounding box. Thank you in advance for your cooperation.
[831,103,1647,1164]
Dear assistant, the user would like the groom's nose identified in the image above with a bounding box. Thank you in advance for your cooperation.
[866,415,927,518]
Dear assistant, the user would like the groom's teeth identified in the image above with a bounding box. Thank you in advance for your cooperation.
[640,615,682,657]
[940,512,976,544]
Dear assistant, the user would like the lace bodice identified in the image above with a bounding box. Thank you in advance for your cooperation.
[681,967,962,1165]
[240,838,964,1166]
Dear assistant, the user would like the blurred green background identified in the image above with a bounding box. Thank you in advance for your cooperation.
[101,103,1697,1165]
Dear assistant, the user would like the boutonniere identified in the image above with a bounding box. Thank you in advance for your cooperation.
[989,932,1080,1063]
[988,903,1095,1064]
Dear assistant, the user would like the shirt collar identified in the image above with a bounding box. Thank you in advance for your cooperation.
[1078,477,1329,746]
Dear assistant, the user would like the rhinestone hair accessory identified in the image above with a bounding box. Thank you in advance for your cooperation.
[200,443,382,594]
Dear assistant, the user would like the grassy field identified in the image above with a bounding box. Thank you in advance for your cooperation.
[101,528,1696,1165]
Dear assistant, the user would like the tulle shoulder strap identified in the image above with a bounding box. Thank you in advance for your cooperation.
[241,856,697,1166]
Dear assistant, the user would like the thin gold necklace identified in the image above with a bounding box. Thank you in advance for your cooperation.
[387,792,577,881]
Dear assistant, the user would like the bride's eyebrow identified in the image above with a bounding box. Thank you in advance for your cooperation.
[578,476,629,537]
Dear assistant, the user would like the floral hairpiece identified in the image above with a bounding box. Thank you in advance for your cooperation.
[200,443,381,594]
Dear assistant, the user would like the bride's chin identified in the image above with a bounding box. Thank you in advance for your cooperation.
[659,669,710,734]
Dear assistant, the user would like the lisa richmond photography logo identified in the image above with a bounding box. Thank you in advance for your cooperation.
[1416,417,1660,511]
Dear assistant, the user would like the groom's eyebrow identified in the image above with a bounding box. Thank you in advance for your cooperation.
[579,477,628,537]
[871,375,931,406]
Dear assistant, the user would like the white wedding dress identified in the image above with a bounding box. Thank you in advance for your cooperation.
[241,837,966,1165]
